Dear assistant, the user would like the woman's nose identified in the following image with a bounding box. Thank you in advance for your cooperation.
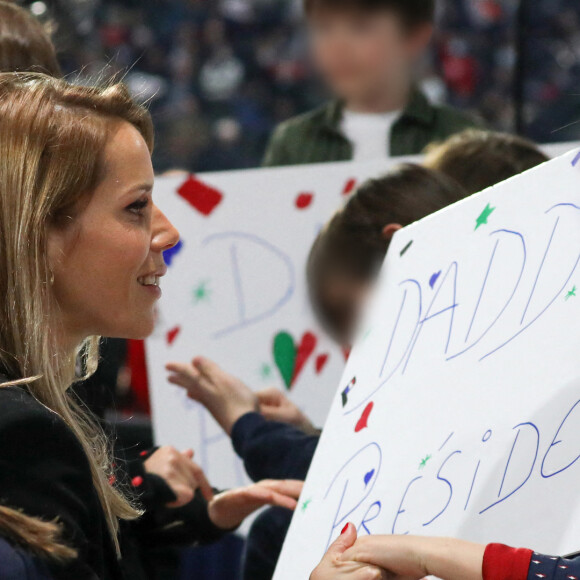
[151,205,180,252]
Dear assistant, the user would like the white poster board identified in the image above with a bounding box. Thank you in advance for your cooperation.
[147,158,413,488]
[275,149,580,579]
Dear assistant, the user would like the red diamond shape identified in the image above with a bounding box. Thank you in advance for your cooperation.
[177,176,223,216]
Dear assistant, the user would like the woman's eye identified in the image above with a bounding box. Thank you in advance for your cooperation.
[126,199,149,216]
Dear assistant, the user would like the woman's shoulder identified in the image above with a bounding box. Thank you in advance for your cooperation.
[0,386,75,445]
[0,385,91,497]
[0,537,53,580]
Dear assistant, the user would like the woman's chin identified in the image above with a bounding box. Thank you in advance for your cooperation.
[110,319,155,341]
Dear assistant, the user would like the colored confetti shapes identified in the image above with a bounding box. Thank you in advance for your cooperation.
[355,402,374,433]
[273,330,317,390]
[177,176,223,216]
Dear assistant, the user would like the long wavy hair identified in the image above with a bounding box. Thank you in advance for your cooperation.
[0,72,154,554]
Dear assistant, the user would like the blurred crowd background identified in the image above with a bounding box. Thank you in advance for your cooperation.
[28,0,580,172]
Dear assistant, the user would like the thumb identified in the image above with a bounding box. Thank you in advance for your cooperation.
[325,523,357,558]
[181,449,194,460]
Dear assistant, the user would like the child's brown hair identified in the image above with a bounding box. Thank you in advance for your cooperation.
[425,129,549,195]
[0,1,62,76]
[303,0,436,28]
[307,163,467,340]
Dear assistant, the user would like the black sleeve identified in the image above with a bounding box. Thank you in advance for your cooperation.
[121,451,231,547]
[231,412,319,481]
[0,388,113,579]
[133,489,231,549]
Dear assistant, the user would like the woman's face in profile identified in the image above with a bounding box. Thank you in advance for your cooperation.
[49,121,179,343]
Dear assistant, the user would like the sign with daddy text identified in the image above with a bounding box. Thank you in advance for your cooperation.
[275,149,580,578]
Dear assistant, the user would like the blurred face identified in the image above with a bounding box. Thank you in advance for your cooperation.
[49,122,180,343]
[308,8,431,106]
[318,273,372,347]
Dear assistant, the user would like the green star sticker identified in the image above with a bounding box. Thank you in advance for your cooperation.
[566,286,577,301]
[419,454,432,470]
[301,498,312,512]
[260,363,272,380]
[192,280,211,304]
[475,203,496,231]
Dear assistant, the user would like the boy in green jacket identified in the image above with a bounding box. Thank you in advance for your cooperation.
[263,0,477,167]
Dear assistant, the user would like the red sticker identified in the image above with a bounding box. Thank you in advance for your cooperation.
[178,176,223,216]
[355,402,374,433]
[131,476,144,487]
[315,353,329,374]
[166,326,181,345]
[342,346,351,361]
[342,178,357,196]
[291,331,317,384]
[295,192,314,209]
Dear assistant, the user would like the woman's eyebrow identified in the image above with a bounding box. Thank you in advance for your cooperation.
[125,183,154,195]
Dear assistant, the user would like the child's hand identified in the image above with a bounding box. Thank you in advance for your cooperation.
[256,388,315,432]
[208,479,303,530]
[166,357,258,434]
[310,524,388,580]
[342,536,485,580]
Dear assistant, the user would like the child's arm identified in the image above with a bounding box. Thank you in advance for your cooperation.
[166,356,320,481]
[340,536,482,580]
[341,536,554,580]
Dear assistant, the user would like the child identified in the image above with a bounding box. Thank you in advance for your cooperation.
[263,0,477,167]
[0,1,61,76]
[307,164,468,345]
[425,129,549,195]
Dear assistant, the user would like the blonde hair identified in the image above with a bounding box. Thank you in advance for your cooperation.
[0,505,77,562]
[0,72,154,554]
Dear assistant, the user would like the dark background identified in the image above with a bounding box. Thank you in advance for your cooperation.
[27,0,580,173]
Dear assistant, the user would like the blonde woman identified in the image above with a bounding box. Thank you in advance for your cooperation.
[0,72,302,579]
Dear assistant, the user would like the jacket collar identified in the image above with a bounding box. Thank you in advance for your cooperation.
[322,86,435,131]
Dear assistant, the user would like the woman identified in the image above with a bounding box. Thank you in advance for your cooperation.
[0,72,301,579]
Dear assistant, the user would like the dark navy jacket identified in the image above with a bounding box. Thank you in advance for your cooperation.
[0,539,54,580]
[232,412,319,482]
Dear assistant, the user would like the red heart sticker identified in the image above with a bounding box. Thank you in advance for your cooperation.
[291,331,317,384]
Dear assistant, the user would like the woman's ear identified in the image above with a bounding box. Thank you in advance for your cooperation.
[382,223,403,241]
[47,226,68,279]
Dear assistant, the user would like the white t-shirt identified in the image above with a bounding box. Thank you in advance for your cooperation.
[340,109,402,161]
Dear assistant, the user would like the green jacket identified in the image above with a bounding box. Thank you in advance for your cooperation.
[262,89,477,167]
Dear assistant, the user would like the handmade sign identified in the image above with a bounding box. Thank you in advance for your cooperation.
[146,158,411,488]
[274,149,580,579]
